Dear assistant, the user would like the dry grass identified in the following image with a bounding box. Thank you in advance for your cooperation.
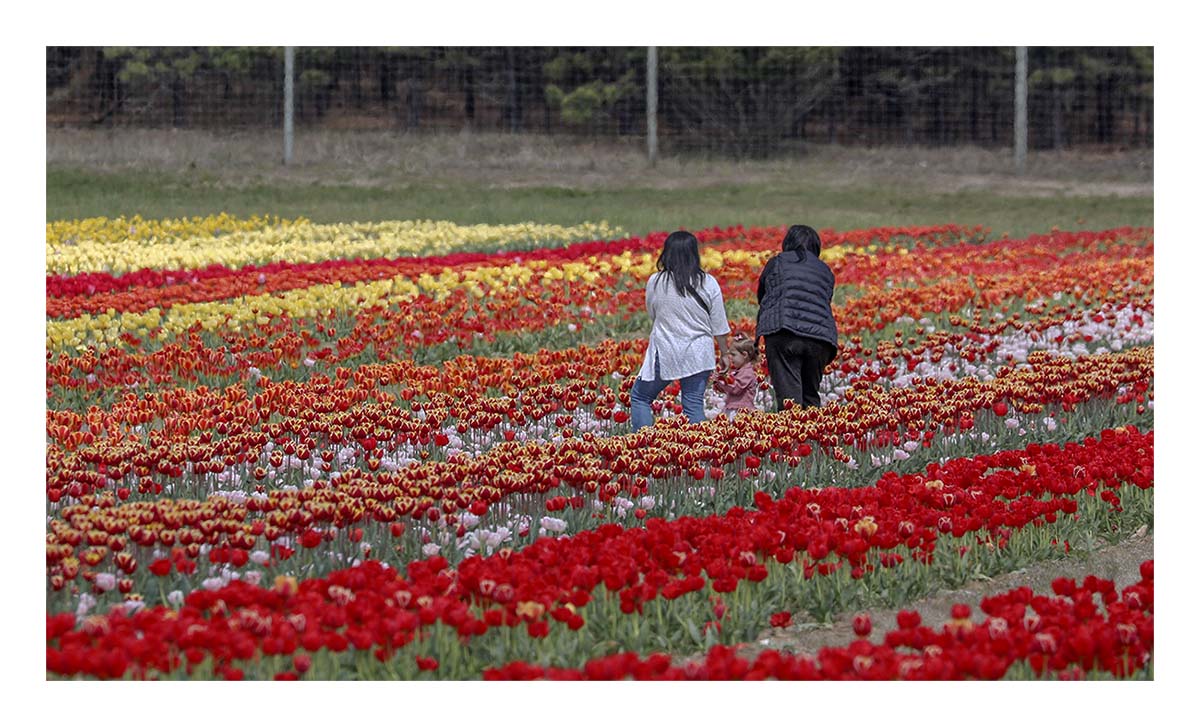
[47,128,1153,198]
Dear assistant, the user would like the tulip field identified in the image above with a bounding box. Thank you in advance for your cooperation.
[45,216,1154,680]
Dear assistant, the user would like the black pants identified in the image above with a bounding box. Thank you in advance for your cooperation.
[763,332,835,411]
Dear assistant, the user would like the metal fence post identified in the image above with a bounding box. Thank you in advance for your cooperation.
[647,46,658,167]
[1014,46,1027,173]
[283,46,295,165]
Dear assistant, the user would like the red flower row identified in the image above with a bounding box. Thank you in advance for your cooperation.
[484,560,1153,680]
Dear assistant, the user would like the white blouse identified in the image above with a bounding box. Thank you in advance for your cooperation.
[638,271,731,381]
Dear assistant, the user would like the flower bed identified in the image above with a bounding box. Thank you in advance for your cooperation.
[45,219,1153,679]
[47,428,1151,679]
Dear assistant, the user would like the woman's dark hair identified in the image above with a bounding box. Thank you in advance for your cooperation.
[655,230,704,296]
[781,224,821,260]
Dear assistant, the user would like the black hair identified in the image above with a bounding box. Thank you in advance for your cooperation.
[655,230,704,296]
[781,224,821,260]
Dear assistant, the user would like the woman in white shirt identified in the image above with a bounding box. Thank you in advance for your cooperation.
[631,230,732,431]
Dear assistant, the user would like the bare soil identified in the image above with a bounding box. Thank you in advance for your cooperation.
[739,528,1153,661]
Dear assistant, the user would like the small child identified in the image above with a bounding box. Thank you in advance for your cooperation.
[713,336,760,419]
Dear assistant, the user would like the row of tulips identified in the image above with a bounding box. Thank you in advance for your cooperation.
[48,221,977,299]
[485,561,1154,680]
[46,224,1141,331]
[46,242,1151,411]
[43,398,1148,618]
[47,217,623,277]
[46,314,1153,479]
[46,288,1153,437]
[47,213,291,252]
[43,224,964,351]
[57,223,1146,319]
[46,314,1152,493]
[45,320,1153,509]
[46,427,1152,679]
[45,222,884,316]
[47,228,670,319]
[45,349,1152,617]
[46,226,1147,356]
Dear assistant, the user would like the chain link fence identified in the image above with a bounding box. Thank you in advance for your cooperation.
[46,46,1152,159]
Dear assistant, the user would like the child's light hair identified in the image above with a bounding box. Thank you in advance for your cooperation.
[730,334,759,363]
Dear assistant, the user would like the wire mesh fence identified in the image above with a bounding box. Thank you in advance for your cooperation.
[46,46,1153,158]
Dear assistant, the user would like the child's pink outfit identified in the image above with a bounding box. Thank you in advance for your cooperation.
[713,363,758,416]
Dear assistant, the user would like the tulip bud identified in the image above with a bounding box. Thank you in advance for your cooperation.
[852,612,872,637]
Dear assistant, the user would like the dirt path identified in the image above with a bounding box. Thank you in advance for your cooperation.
[740,528,1153,659]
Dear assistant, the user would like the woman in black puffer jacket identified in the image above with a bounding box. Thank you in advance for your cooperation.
[755,224,839,411]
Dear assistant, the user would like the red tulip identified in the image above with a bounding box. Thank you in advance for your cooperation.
[853,613,872,637]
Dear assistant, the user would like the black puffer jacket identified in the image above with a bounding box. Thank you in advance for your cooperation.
[755,250,838,351]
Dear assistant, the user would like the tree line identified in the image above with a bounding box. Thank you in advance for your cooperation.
[47,47,1153,155]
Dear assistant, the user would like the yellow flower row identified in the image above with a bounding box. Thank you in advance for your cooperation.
[47,217,625,276]
[46,213,291,249]
[47,248,772,352]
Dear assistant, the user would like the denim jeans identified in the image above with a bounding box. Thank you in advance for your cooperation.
[630,355,712,431]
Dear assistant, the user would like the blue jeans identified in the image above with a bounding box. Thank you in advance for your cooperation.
[630,355,712,431]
